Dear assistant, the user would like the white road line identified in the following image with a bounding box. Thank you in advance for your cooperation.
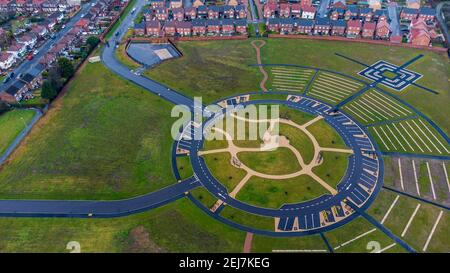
[312,86,347,98]
[365,94,401,117]
[400,122,424,152]
[361,97,394,118]
[426,162,437,200]
[381,195,400,224]
[314,81,352,96]
[308,92,339,103]
[392,123,415,151]
[377,243,397,253]
[373,127,389,149]
[380,126,397,149]
[334,228,377,249]
[411,120,441,154]
[398,159,405,190]
[366,93,407,116]
[322,73,362,87]
[412,160,421,196]
[387,125,406,151]
[443,162,450,193]
[316,77,359,90]
[345,106,368,122]
[422,210,443,252]
[376,92,411,114]
[418,119,450,154]
[359,100,388,120]
[351,104,376,121]
[308,89,341,100]
[401,203,421,237]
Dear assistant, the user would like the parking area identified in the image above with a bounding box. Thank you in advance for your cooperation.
[307,72,364,105]
[126,42,181,67]
[383,157,450,205]
[368,189,449,252]
[368,118,450,155]
[267,67,315,93]
[343,90,414,124]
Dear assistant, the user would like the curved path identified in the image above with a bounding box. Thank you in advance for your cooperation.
[251,40,268,92]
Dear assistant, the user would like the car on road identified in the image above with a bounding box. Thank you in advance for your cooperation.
[26,54,33,60]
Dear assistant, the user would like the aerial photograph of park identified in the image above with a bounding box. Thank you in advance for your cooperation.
[0,0,448,258]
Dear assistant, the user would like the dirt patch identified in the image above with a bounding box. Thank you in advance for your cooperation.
[125,225,166,253]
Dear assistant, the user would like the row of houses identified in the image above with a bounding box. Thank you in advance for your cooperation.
[149,0,243,9]
[142,4,248,22]
[400,7,436,22]
[0,63,45,102]
[266,17,390,39]
[0,0,76,13]
[135,18,248,37]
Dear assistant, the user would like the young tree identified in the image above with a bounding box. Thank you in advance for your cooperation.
[86,36,100,51]
[41,80,57,100]
[57,57,74,79]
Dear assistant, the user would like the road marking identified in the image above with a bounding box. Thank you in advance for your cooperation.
[418,119,450,153]
[334,228,377,249]
[406,120,432,152]
[272,249,327,253]
[398,159,404,190]
[380,126,396,149]
[373,127,389,149]
[426,162,437,200]
[381,195,400,224]
[412,160,421,196]
[388,125,406,151]
[422,210,443,252]
[443,162,450,193]
[377,243,397,253]
[392,123,415,151]
[400,122,424,152]
[401,203,421,237]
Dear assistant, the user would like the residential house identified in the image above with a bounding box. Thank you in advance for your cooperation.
[400,8,418,21]
[172,7,185,21]
[197,5,208,18]
[375,19,390,39]
[291,3,301,18]
[279,3,290,18]
[221,19,235,35]
[176,21,192,36]
[264,3,278,18]
[346,19,362,38]
[408,18,440,46]
[134,22,146,36]
[164,21,177,36]
[297,19,314,34]
[223,5,235,19]
[150,0,165,8]
[192,19,207,35]
[235,19,247,34]
[146,20,161,36]
[301,5,316,19]
[0,52,15,70]
[418,7,435,21]
[7,42,27,58]
[235,5,247,19]
[170,0,182,9]
[0,80,29,102]
[300,0,311,8]
[208,6,220,19]
[227,0,238,6]
[155,7,168,21]
[17,34,37,49]
[344,6,358,20]
[20,63,45,89]
[143,8,154,21]
[206,19,221,35]
[406,0,420,10]
[185,7,197,20]
[30,24,48,37]
[314,18,330,35]
[374,9,388,21]
[280,18,295,34]
[38,52,57,66]
[330,8,345,20]
[331,19,346,36]
[192,0,204,8]
[360,7,373,21]
[362,21,376,38]
[266,18,280,32]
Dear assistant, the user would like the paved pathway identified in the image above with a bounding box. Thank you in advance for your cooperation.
[251,40,268,91]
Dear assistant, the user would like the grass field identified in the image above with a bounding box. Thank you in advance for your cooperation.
[312,152,350,189]
[220,206,274,231]
[201,152,247,192]
[0,198,246,252]
[235,175,329,209]
[238,148,301,175]
[252,234,328,252]
[176,156,193,180]
[307,119,348,149]
[190,187,217,209]
[0,109,36,155]
[145,40,261,104]
[280,123,314,164]
[266,66,315,93]
[0,63,177,200]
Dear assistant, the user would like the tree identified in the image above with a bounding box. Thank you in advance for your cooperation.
[86,36,100,51]
[0,101,10,114]
[41,81,57,100]
[57,57,74,79]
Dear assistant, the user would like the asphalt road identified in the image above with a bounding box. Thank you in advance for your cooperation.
[0,0,99,92]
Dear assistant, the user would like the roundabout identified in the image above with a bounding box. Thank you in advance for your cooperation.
[173,93,384,236]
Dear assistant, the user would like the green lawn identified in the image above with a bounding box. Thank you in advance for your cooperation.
[235,175,329,209]
[190,187,217,209]
[115,30,141,70]
[280,123,315,164]
[252,234,328,253]
[312,152,350,190]
[307,119,348,149]
[0,109,36,155]
[238,148,301,175]
[220,206,274,231]
[202,152,247,192]
[0,63,177,200]
[105,0,137,40]
[145,40,261,104]
[176,156,193,180]
[0,198,246,253]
